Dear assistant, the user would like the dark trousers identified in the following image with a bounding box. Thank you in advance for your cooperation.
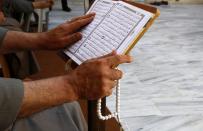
[61,0,68,9]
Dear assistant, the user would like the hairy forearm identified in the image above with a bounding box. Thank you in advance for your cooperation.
[18,76,78,118]
[0,31,46,54]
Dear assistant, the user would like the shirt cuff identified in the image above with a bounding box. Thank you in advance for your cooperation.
[0,27,8,47]
[0,78,24,131]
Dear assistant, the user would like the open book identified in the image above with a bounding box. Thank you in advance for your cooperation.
[64,0,155,65]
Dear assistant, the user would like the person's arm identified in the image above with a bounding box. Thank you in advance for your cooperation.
[0,53,132,130]
[19,53,133,118]
[0,13,95,54]
[19,76,77,118]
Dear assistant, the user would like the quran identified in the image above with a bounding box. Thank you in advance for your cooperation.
[64,0,159,65]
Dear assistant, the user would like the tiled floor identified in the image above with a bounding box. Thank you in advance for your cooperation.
[49,1,203,131]
[107,4,203,131]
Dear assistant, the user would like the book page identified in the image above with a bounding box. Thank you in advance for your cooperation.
[64,0,153,65]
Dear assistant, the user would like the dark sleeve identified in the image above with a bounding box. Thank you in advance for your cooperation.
[0,78,24,131]
[0,27,8,47]
[11,0,34,14]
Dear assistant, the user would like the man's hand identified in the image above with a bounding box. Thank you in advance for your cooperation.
[33,0,54,9]
[39,13,95,50]
[19,52,132,117]
[67,52,133,100]
[0,13,95,54]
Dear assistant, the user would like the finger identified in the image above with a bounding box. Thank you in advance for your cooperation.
[103,80,117,97]
[68,13,95,23]
[109,69,123,80]
[67,16,95,33]
[105,55,133,67]
[101,84,114,97]
[106,79,117,88]
[62,32,82,47]
[67,13,96,23]
[106,88,113,96]
[111,80,118,89]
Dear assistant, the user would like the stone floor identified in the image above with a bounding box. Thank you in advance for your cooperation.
[49,1,203,131]
[107,4,203,131]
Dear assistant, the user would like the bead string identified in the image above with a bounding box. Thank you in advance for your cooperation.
[97,79,120,121]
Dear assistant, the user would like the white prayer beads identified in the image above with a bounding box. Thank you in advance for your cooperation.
[97,79,120,121]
